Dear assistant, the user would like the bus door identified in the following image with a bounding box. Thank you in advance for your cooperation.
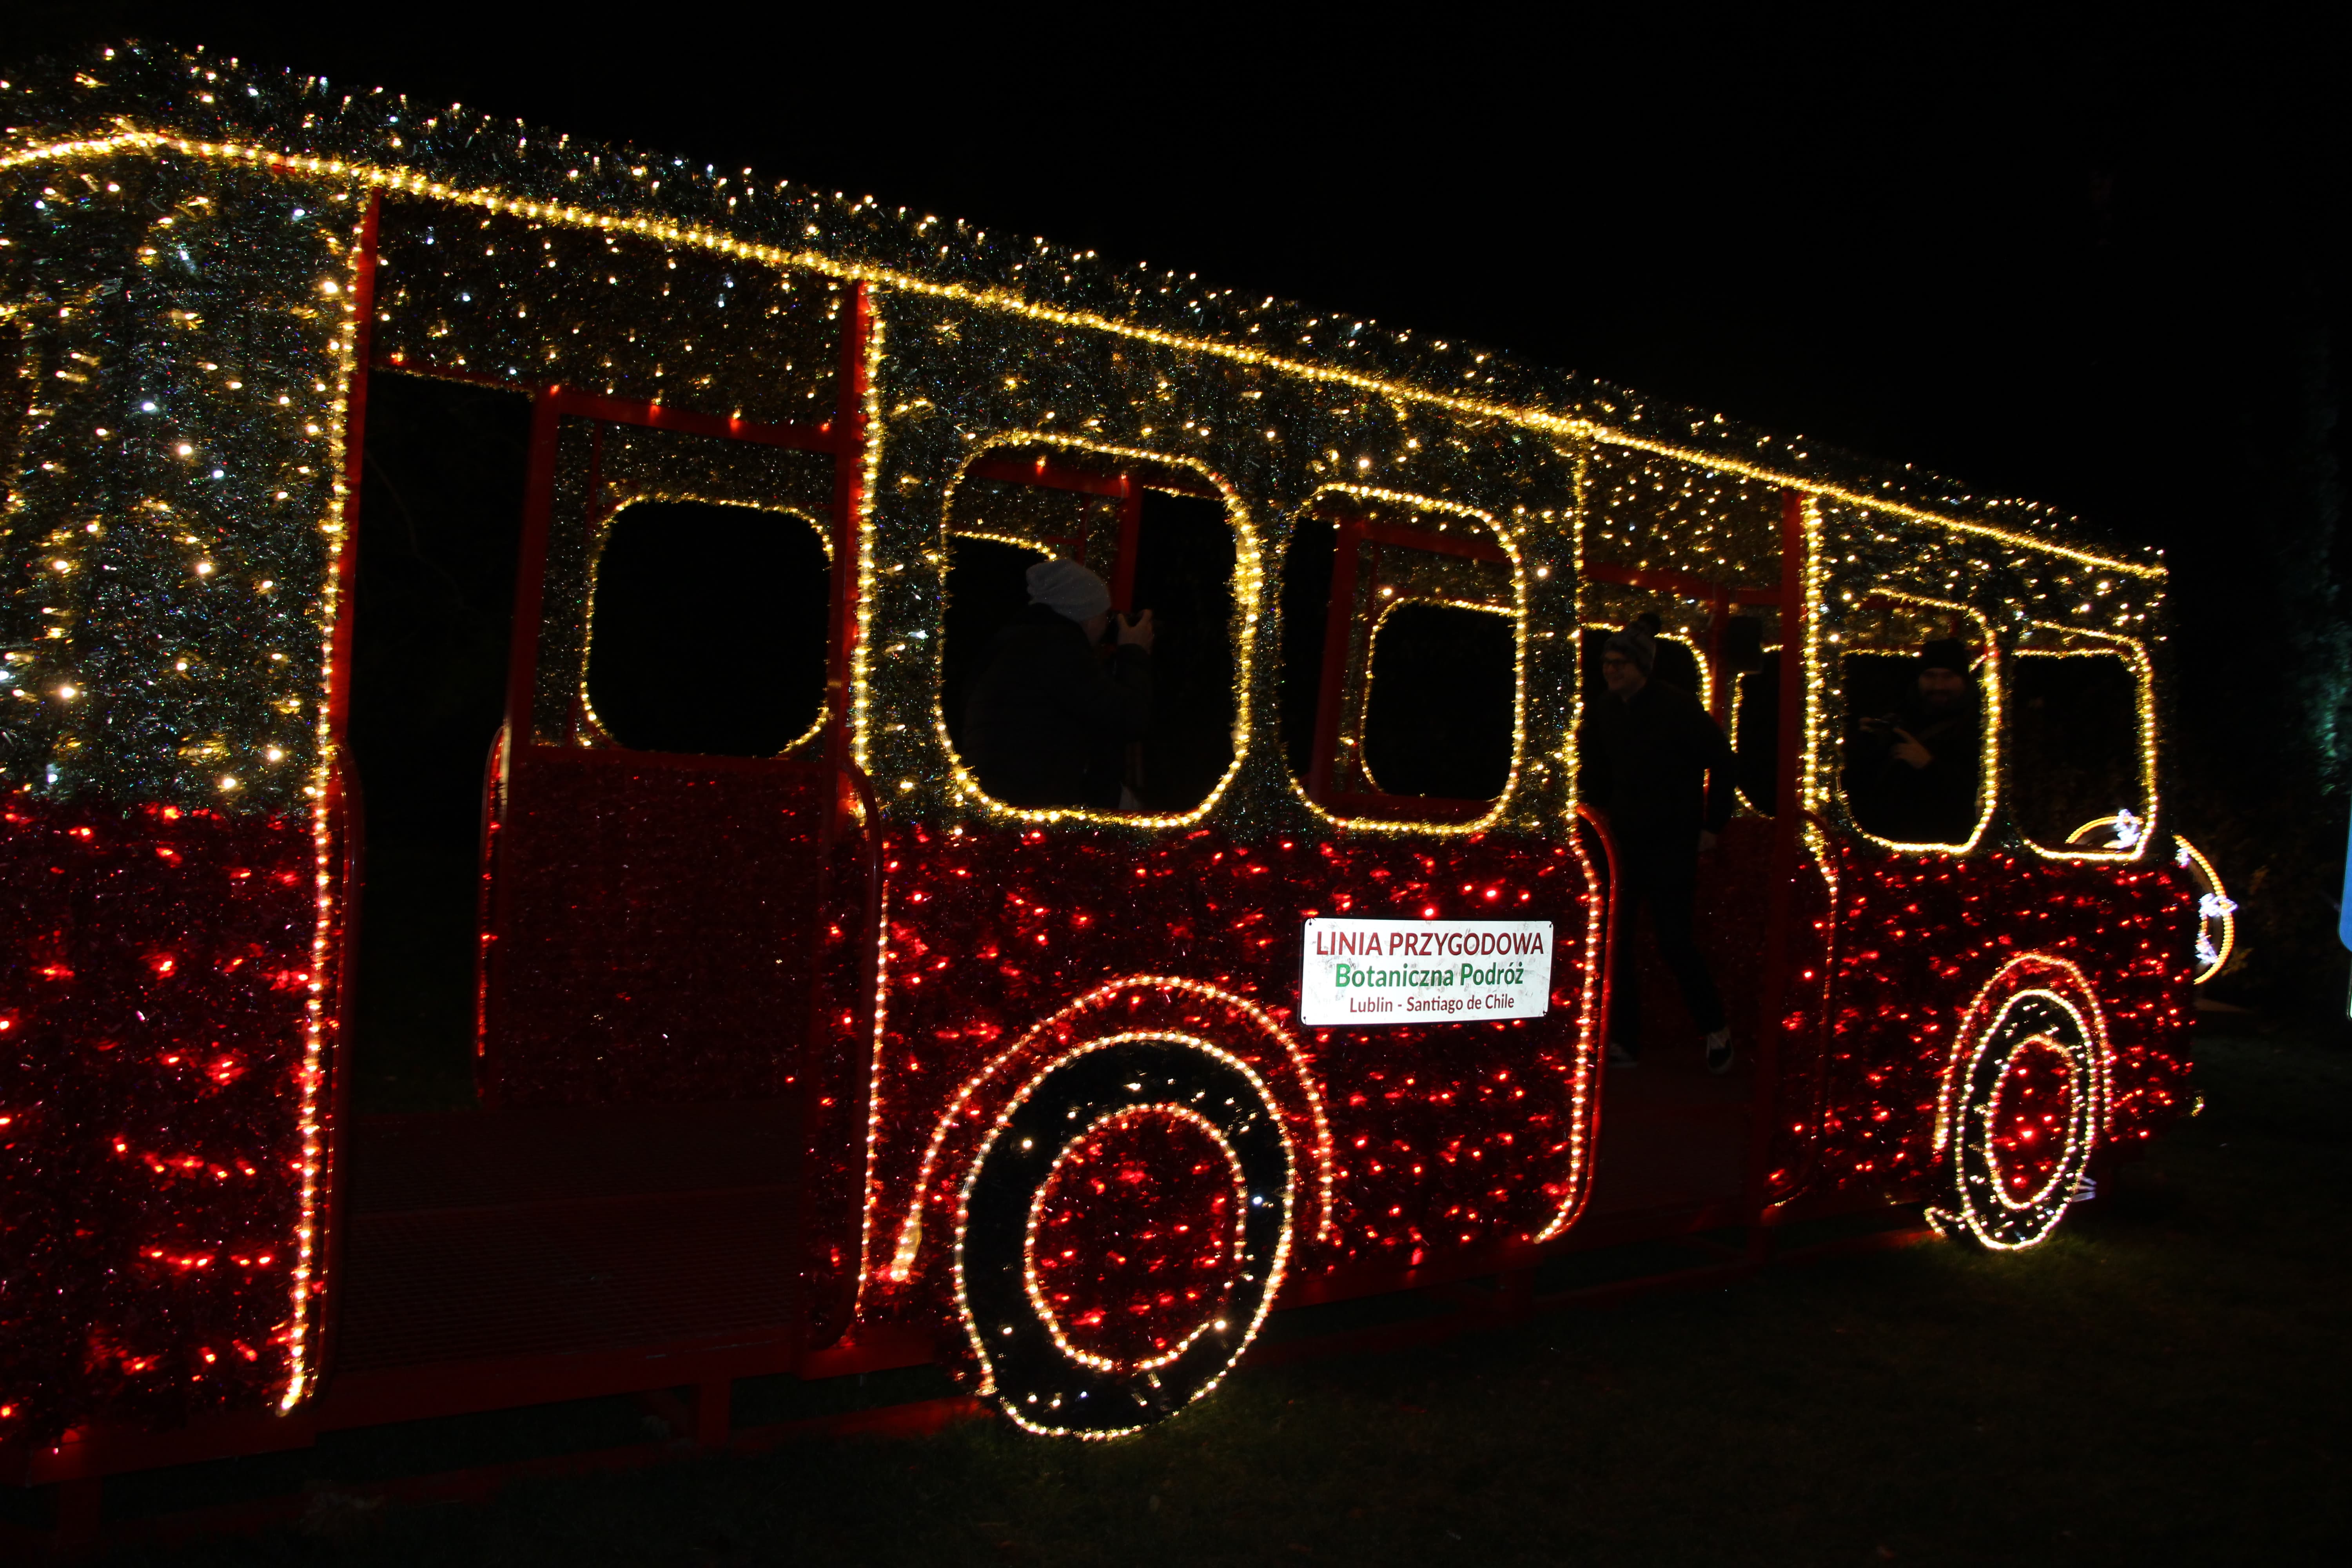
[1576,564,1787,1049]
[480,388,854,1107]
[1564,564,1809,1217]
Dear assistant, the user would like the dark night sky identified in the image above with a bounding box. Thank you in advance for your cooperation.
[6,5,2350,988]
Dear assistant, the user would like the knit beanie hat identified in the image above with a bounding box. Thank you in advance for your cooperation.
[1604,623,1657,676]
[1026,557,1112,623]
[1918,638,1973,676]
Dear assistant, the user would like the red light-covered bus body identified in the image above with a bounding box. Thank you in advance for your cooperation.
[0,45,2193,1488]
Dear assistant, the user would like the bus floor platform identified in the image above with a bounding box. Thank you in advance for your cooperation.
[327,1098,806,1424]
[1583,1035,1752,1221]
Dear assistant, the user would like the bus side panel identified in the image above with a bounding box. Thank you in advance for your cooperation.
[483,747,828,1106]
[0,795,323,1443]
[1813,847,2195,1196]
[843,821,1602,1336]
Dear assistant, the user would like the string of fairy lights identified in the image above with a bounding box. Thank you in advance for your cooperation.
[0,123,2166,836]
[0,42,2195,1448]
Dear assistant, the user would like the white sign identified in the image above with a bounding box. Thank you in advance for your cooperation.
[1298,918,1554,1027]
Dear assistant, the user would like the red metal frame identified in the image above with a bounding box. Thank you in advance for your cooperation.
[1112,485,1143,611]
[495,386,841,748]
[1306,516,1365,804]
[1703,590,1731,724]
[472,287,876,1100]
[477,387,563,1107]
[965,452,1216,499]
[1582,560,1779,729]
[1582,559,1780,606]
[1304,514,1513,813]
[315,189,383,1400]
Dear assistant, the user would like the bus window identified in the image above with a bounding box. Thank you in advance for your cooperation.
[1285,505,1516,822]
[1839,648,1984,847]
[584,500,830,757]
[1361,603,1514,799]
[941,449,1236,816]
[2007,649,2147,849]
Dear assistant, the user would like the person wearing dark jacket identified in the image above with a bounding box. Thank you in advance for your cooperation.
[963,558,1153,810]
[1854,638,1981,845]
[1583,622,1738,1074]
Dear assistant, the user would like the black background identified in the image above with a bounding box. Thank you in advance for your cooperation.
[4,4,2345,1007]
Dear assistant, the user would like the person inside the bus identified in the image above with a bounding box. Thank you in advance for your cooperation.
[1855,638,1982,844]
[962,558,1154,811]
[1584,622,1739,1075]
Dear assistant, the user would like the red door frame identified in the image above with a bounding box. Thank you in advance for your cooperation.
[490,385,848,765]
[432,284,875,1111]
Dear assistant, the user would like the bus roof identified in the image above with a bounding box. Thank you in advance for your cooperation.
[1,40,2159,581]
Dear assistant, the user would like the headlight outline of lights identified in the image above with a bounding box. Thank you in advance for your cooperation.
[952,1035,1294,1439]
[2068,818,2233,985]
[2174,837,2237,984]
[1928,953,2110,1252]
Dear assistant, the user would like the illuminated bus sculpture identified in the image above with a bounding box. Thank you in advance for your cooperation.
[0,41,2193,1478]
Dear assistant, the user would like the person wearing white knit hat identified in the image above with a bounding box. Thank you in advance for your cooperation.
[962,558,1154,809]
[1022,557,1113,626]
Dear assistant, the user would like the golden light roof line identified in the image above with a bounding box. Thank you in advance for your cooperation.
[1602,435,2166,579]
[0,130,2161,580]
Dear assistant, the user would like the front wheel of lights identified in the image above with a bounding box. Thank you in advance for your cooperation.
[1931,958,2105,1251]
[955,1038,1293,1437]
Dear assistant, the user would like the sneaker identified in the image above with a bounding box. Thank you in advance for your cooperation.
[1704,1028,1735,1075]
[1606,1040,1638,1069]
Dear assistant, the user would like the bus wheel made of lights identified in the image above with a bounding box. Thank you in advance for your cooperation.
[1929,955,2110,1251]
[953,1038,1294,1437]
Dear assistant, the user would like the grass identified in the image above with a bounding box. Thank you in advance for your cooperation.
[101,1018,2350,1566]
